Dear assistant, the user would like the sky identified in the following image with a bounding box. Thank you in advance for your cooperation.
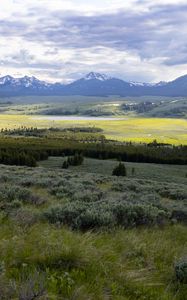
[0,0,187,83]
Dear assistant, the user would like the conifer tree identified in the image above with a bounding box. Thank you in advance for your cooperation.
[112,162,126,176]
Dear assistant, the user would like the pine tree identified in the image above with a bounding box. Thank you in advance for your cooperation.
[62,161,69,169]
[112,162,127,176]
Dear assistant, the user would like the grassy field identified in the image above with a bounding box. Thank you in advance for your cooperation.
[0,162,186,299]
[0,114,187,145]
[76,117,187,145]
[1,222,186,300]
[39,157,187,184]
[0,96,187,145]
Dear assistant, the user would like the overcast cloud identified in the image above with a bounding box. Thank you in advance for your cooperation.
[0,0,187,83]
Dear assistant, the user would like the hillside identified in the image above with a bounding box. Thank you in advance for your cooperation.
[0,160,186,299]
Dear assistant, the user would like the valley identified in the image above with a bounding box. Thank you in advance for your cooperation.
[0,97,186,299]
[0,114,186,145]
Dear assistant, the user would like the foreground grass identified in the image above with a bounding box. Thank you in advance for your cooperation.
[0,162,186,299]
[0,221,186,300]
[0,114,187,145]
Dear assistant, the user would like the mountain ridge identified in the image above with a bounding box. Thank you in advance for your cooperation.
[0,72,187,97]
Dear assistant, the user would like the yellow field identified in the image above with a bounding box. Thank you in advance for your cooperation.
[0,114,187,145]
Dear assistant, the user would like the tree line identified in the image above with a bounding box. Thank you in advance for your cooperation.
[0,148,48,167]
[0,136,186,167]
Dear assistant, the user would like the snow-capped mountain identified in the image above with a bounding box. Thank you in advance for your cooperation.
[0,75,51,89]
[0,75,55,96]
[0,72,187,97]
[0,75,15,85]
[18,76,51,88]
[84,72,112,81]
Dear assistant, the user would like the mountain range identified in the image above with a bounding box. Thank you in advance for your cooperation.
[0,72,187,97]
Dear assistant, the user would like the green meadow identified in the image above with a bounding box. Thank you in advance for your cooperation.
[0,114,187,145]
[0,96,187,145]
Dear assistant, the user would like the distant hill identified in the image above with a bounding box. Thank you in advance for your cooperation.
[0,72,187,97]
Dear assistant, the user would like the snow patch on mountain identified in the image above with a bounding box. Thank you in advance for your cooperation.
[130,81,155,87]
[84,72,112,81]
[154,81,167,87]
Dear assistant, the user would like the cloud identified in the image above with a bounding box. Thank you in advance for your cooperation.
[0,0,187,82]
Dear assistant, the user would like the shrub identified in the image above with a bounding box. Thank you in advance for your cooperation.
[76,209,115,230]
[112,203,168,227]
[158,187,187,200]
[36,178,53,188]
[74,190,103,203]
[44,202,115,230]
[43,203,85,228]
[0,185,46,210]
[0,185,31,202]
[20,178,36,187]
[171,210,187,224]
[175,257,187,283]
[29,194,47,206]
[10,208,39,228]
[5,200,22,211]
[43,201,169,230]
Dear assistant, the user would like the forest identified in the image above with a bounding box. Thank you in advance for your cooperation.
[0,127,186,167]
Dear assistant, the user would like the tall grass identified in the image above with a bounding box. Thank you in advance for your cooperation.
[0,164,186,299]
[0,221,186,299]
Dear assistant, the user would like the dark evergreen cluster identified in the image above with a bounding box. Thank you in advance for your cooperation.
[62,153,84,169]
[0,149,48,167]
[0,136,186,166]
[112,162,127,176]
[0,126,47,137]
[121,101,159,113]
[56,143,187,165]
[61,126,103,133]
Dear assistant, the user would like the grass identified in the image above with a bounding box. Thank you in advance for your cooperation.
[0,221,186,299]
[39,157,187,184]
[0,114,187,145]
[0,162,186,299]
[82,117,187,145]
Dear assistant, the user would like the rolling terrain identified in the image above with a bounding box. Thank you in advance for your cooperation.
[0,103,186,299]
[0,157,186,299]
